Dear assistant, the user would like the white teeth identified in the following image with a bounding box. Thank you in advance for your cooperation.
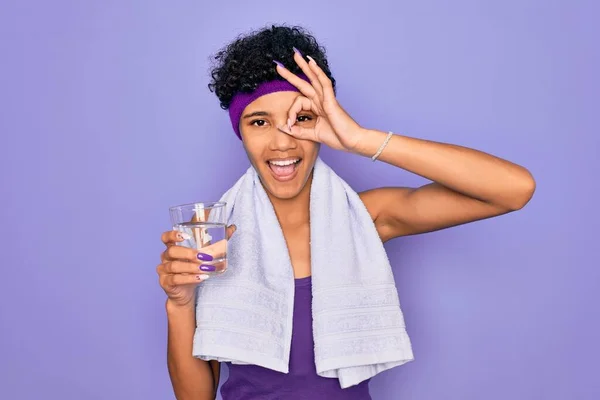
[269,159,299,166]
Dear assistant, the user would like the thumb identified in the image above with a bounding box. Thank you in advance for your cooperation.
[283,125,317,142]
[226,224,237,240]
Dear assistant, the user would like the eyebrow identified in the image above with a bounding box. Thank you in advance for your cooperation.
[242,111,270,119]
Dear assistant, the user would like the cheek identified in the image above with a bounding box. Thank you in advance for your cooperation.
[301,142,320,160]
[242,143,259,161]
[242,140,266,168]
[240,125,270,146]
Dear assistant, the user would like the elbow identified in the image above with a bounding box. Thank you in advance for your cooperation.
[507,170,536,211]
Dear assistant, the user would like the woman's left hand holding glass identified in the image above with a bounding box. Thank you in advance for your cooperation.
[274,49,366,152]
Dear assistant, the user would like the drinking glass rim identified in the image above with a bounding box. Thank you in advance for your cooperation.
[169,201,227,212]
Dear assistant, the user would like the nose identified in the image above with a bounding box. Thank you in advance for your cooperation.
[269,122,297,152]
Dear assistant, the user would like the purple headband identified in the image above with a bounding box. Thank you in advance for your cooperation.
[228,73,310,140]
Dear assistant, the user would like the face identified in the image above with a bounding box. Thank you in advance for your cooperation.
[239,91,320,200]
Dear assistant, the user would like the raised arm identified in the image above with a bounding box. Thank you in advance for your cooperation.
[357,130,535,241]
[272,50,535,242]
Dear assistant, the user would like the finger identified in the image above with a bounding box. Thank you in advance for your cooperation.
[278,122,317,142]
[288,125,318,142]
[200,238,227,260]
[165,245,205,262]
[165,239,227,262]
[159,271,209,290]
[162,260,216,274]
[156,263,165,275]
[161,230,189,245]
[274,61,317,99]
[307,56,336,105]
[282,96,313,134]
[163,273,209,288]
[292,49,323,99]
[226,224,236,240]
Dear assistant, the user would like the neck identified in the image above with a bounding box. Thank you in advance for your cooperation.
[267,173,313,229]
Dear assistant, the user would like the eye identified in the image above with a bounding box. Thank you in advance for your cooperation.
[297,115,313,123]
[251,119,267,127]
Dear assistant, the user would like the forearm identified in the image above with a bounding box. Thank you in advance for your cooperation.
[355,129,535,210]
[166,299,215,400]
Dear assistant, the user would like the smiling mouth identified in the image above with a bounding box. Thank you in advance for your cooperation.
[267,158,302,181]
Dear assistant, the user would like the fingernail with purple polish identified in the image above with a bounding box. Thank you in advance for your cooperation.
[199,265,216,272]
[197,252,213,261]
[293,47,303,57]
[273,60,285,68]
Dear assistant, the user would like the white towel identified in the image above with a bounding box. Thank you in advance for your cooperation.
[192,158,414,388]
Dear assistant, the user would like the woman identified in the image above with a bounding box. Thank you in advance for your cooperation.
[157,25,535,399]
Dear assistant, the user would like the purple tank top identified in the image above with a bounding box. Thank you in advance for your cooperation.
[220,276,371,399]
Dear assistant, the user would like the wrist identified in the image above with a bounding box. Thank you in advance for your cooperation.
[351,128,389,158]
[166,298,195,315]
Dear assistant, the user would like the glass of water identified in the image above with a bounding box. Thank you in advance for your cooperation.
[169,202,228,275]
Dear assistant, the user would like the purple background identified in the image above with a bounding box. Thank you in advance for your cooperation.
[1,1,598,399]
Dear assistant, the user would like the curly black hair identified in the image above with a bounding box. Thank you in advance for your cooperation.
[208,25,336,110]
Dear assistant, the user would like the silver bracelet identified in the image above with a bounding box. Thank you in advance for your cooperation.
[371,131,394,161]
